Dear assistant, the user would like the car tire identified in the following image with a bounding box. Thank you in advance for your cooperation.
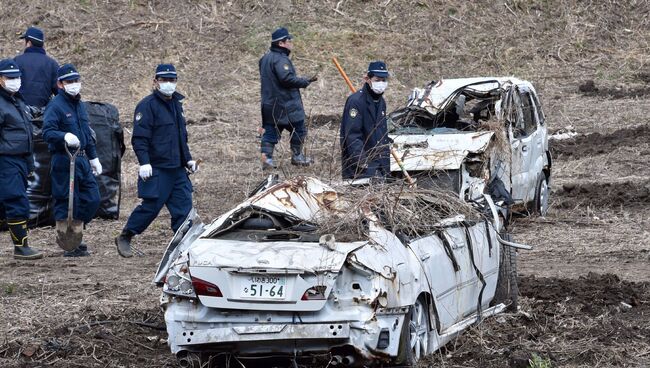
[492,233,519,312]
[533,174,549,216]
[395,297,430,366]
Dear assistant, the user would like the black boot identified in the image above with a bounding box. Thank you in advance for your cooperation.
[63,242,90,257]
[115,230,134,258]
[290,145,313,166]
[261,142,277,170]
[9,220,43,260]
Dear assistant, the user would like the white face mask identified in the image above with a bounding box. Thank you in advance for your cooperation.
[64,82,81,96]
[3,78,21,93]
[371,81,388,95]
[158,82,176,96]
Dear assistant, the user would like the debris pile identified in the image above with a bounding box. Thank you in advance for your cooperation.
[317,181,485,241]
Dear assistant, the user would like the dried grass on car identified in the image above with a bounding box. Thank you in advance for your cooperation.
[317,181,484,241]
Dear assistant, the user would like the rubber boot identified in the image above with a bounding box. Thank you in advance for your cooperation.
[64,242,90,257]
[261,142,277,170]
[290,145,313,166]
[9,220,43,260]
[115,230,134,258]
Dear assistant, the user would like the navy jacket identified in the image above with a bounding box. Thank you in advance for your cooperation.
[340,84,390,179]
[42,90,97,160]
[132,90,192,169]
[259,46,310,126]
[14,47,59,108]
[0,88,34,158]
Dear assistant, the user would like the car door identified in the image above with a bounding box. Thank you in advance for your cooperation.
[507,87,538,203]
[409,228,470,331]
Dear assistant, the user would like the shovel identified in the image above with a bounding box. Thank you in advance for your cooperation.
[56,145,84,251]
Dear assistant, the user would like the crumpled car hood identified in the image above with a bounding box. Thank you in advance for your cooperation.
[391,130,494,171]
[188,238,365,273]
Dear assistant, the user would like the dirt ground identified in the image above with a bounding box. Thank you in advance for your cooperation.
[1,1,649,367]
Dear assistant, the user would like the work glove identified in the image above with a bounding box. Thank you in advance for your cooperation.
[186,160,199,174]
[139,164,153,180]
[308,74,318,83]
[89,158,102,176]
[64,133,80,148]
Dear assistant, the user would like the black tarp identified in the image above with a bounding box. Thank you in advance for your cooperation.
[22,101,125,228]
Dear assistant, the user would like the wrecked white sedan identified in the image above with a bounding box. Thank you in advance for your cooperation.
[389,77,551,216]
[155,176,520,367]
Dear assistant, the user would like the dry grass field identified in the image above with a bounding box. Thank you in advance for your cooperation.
[1,1,649,367]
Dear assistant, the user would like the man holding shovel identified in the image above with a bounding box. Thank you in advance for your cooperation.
[115,64,198,258]
[43,64,102,257]
[0,59,43,260]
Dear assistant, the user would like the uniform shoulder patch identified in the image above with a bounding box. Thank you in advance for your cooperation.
[283,64,290,71]
[349,108,358,118]
[135,112,143,122]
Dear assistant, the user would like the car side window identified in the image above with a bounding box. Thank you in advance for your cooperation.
[531,92,545,126]
[512,91,537,139]
[521,92,537,135]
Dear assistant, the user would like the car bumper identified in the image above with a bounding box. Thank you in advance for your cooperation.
[163,298,404,359]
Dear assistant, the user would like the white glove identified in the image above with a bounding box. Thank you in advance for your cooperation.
[64,133,80,148]
[139,164,153,180]
[186,160,199,173]
[89,158,102,176]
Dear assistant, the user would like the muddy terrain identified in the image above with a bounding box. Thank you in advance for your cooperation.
[1,1,649,367]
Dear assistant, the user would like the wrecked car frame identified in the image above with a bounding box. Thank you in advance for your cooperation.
[155,176,520,367]
[389,77,552,216]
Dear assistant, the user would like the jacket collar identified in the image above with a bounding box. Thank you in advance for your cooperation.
[0,87,20,102]
[363,83,383,102]
[58,89,81,104]
[154,89,185,103]
[270,45,290,56]
[24,46,46,55]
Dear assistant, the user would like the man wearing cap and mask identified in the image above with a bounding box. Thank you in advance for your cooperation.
[0,59,43,260]
[259,27,317,169]
[14,26,59,109]
[115,64,197,258]
[340,61,391,180]
[43,63,102,257]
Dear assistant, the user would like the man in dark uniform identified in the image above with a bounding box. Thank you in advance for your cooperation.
[0,59,43,259]
[259,27,317,169]
[43,64,102,257]
[115,64,198,258]
[14,27,59,108]
[340,61,390,180]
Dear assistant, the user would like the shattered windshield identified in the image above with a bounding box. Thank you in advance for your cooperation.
[389,81,503,134]
[204,206,321,242]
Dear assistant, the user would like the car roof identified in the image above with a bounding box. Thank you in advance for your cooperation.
[423,77,535,110]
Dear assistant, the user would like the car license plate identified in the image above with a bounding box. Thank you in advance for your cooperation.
[239,275,287,299]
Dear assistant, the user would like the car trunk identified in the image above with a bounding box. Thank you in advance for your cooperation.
[187,238,365,312]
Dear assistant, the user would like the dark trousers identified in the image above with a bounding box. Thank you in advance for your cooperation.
[0,155,30,221]
[124,166,193,235]
[50,153,100,223]
[261,120,306,157]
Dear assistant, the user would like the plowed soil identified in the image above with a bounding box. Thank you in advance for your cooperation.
[1,1,649,368]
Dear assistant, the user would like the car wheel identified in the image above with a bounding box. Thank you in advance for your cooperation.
[491,233,519,312]
[533,174,549,216]
[396,297,429,366]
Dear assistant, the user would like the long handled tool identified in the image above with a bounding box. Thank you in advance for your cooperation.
[331,57,416,186]
[56,145,84,251]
